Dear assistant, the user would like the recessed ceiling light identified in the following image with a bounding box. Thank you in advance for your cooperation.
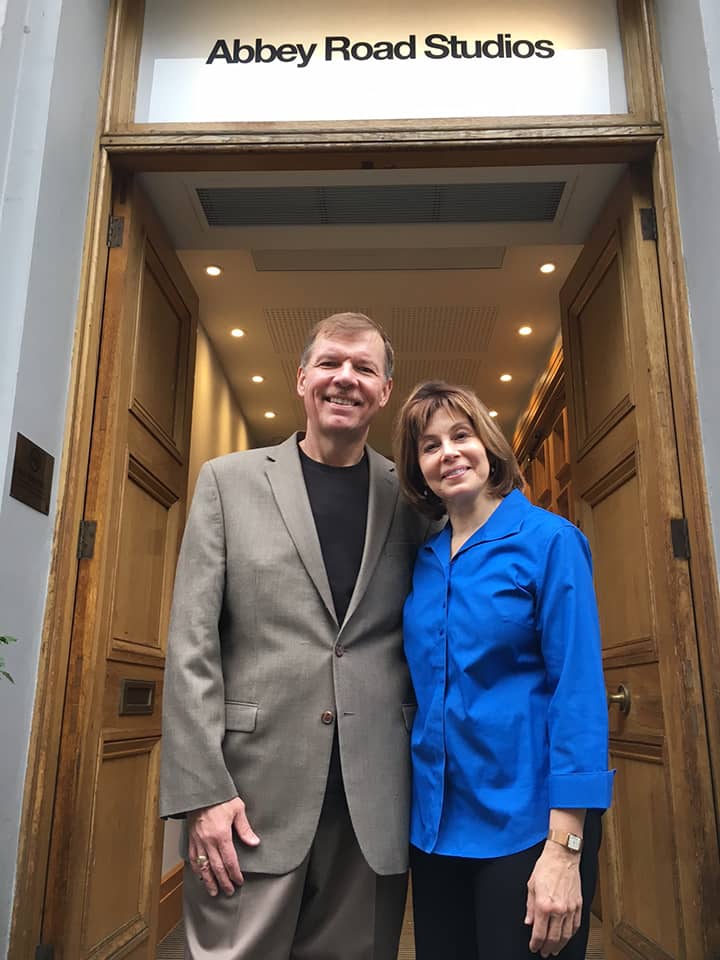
[540,262,556,274]
[489,410,499,418]
[205,265,222,277]
[500,374,512,382]
[518,326,533,336]
[231,328,245,338]
[264,411,276,419]
[251,375,265,383]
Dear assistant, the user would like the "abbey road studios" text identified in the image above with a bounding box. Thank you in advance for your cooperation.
[206,33,557,68]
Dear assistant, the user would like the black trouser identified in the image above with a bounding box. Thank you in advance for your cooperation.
[410,811,601,960]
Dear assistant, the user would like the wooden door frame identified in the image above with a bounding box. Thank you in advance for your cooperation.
[9,0,720,957]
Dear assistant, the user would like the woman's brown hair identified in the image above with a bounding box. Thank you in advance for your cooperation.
[393,380,524,519]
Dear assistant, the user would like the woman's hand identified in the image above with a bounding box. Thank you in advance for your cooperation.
[525,841,582,956]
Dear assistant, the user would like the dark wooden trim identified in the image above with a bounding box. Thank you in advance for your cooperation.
[157,861,184,943]
[108,117,661,137]
[646,2,720,909]
[613,920,676,960]
[107,0,662,138]
[100,124,663,172]
[103,0,145,132]
[512,340,564,465]
[617,0,662,120]
[8,160,114,960]
[603,636,657,669]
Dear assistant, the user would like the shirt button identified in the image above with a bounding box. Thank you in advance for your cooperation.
[321,710,335,724]
[335,642,345,657]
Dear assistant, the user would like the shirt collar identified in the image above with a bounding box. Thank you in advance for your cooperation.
[425,488,531,562]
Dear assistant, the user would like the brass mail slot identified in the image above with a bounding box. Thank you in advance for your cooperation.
[120,678,156,716]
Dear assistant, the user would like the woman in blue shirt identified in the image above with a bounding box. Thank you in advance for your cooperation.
[394,381,613,959]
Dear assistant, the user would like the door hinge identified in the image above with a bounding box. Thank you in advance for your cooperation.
[640,207,658,241]
[35,945,55,960]
[107,215,124,248]
[77,519,97,560]
[670,518,690,560]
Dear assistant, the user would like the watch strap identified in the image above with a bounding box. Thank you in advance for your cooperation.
[547,828,583,853]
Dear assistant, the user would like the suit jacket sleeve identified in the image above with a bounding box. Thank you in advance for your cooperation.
[159,460,238,818]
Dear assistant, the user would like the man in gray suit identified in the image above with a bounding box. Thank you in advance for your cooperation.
[160,313,428,959]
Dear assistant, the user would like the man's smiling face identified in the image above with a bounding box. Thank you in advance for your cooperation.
[297,330,392,446]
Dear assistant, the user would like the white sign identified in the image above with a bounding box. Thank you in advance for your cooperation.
[135,0,628,124]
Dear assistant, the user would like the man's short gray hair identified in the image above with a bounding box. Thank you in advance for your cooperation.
[300,313,394,379]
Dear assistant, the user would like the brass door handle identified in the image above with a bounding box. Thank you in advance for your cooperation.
[607,683,631,716]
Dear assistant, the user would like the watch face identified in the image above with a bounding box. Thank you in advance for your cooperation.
[568,834,582,851]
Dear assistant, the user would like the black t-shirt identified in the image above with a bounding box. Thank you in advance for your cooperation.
[299,444,369,625]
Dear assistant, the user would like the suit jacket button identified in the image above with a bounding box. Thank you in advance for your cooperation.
[335,643,345,657]
[321,710,335,724]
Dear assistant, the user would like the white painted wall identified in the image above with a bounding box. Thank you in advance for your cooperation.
[0,0,64,500]
[0,1,10,44]
[699,0,720,146]
[0,0,108,952]
[654,0,720,571]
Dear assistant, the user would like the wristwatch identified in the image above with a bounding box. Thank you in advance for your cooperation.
[547,829,583,853]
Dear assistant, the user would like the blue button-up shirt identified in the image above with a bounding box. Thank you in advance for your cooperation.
[404,489,614,858]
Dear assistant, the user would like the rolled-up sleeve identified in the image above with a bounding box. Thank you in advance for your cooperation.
[536,525,615,810]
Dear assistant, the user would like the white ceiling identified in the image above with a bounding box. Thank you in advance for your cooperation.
[141,163,625,456]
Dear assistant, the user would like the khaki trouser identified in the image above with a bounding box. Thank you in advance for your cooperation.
[183,787,407,960]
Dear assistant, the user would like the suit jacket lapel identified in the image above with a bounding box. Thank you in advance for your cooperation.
[264,434,338,626]
[341,446,398,633]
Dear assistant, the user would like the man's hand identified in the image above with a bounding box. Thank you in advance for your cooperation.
[525,842,582,957]
[188,797,260,896]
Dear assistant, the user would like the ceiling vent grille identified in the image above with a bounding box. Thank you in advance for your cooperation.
[252,247,505,272]
[196,182,566,227]
[264,307,372,355]
[391,306,497,353]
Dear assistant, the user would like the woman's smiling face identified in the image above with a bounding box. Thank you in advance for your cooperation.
[418,407,493,509]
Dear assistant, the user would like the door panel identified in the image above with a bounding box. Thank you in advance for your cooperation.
[561,167,719,959]
[588,464,652,647]
[112,458,179,652]
[611,749,679,955]
[84,738,161,954]
[41,178,197,959]
[575,253,630,436]
[132,243,191,456]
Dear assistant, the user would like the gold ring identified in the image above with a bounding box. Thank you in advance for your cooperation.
[194,855,209,866]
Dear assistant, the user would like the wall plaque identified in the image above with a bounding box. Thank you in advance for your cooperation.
[9,433,54,515]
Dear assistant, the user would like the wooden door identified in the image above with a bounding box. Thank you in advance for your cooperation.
[40,177,198,959]
[560,167,720,959]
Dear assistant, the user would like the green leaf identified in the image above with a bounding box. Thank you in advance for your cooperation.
[0,639,17,682]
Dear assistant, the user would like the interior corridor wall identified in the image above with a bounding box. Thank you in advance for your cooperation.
[0,0,108,953]
[654,0,720,572]
[186,324,253,502]
[160,323,253,877]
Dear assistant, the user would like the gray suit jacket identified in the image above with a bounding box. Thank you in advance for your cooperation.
[160,434,429,875]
